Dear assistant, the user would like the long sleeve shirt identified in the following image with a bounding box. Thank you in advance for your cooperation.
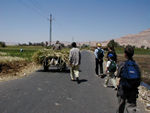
[94,47,104,59]
[69,48,81,66]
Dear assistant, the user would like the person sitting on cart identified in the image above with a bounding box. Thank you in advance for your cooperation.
[53,40,62,50]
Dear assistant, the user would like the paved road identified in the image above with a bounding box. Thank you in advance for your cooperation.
[0,50,147,113]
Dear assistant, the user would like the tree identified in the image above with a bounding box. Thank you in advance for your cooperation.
[81,44,89,48]
[107,39,120,48]
[40,42,45,46]
[29,42,32,46]
[0,41,6,47]
[141,45,145,49]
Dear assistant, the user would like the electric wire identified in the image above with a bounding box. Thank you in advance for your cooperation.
[18,0,50,21]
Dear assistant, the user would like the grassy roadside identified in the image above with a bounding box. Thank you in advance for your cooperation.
[0,46,44,81]
[0,46,150,84]
[0,46,44,61]
[0,46,70,81]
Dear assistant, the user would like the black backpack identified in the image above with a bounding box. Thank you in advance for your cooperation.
[97,49,104,59]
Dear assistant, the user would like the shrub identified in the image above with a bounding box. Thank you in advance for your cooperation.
[107,39,120,48]
[0,41,6,47]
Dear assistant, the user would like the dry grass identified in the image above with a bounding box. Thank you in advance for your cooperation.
[0,56,25,64]
[0,61,40,82]
[0,52,41,82]
[0,46,42,81]
[0,52,7,56]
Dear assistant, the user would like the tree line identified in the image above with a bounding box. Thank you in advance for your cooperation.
[0,40,149,49]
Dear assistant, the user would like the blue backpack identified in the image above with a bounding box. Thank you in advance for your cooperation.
[121,60,141,88]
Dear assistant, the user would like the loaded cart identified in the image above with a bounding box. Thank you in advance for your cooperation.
[43,56,67,71]
[32,49,69,72]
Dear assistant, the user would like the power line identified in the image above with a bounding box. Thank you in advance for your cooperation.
[28,0,49,20]
[18,0,54,43]
[19,0,58,24]
[18,0,49,21]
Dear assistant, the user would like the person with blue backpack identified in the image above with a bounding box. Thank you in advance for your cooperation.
[94,43,104,77]
[104,53,117,90]
[116,46,141,113]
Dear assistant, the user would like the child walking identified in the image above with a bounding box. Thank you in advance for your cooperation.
[104,53,117,90]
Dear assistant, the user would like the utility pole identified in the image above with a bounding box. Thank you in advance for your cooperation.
[72,37,74,42]
[49,14,52,46]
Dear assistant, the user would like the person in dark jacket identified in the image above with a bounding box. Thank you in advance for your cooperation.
[116,45,141,113]
[107,46,117,62]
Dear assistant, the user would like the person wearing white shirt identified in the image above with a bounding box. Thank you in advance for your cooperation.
[104,53,117,90]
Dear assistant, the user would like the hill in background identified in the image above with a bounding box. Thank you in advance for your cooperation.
[113,28,150,48]
[76,28,150,48]
[2,28,150,48]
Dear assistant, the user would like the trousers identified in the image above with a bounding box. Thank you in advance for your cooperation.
[116,86,138,113]
[70,65,79,80]
[95,58,103,75]
[104,72,117,88]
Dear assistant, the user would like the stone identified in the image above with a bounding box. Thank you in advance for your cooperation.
[146,103,150,111]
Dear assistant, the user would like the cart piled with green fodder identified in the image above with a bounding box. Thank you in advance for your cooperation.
[32,49,69,71]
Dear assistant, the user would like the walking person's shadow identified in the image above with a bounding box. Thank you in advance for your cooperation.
[72,79,88,84]
[77,79,88,84]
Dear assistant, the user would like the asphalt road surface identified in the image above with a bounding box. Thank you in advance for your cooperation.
[0,50,147,113]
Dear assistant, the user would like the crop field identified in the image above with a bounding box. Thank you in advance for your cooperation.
[0,46,44,79]
[117,54,150,85]
[115,47,150,55]
[87,47,150,85]
[1,46,150,85]
[0,46,44,61]
[114,47,150,85]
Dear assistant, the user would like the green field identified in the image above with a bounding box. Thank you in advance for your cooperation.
[117,54,150,85]
[0,46,150,84]
[1,46,150,61]
[115,47,150,55]
[116,47,150,85]
[0,46,44,61]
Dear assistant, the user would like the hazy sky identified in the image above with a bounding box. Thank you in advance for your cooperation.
[0,0,150,43]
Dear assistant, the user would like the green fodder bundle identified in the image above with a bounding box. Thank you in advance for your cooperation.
[32,49,69,64]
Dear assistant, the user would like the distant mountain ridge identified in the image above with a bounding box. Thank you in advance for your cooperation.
[114,28,150,48]
[76,28,150,48]
[3,28,150,48]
